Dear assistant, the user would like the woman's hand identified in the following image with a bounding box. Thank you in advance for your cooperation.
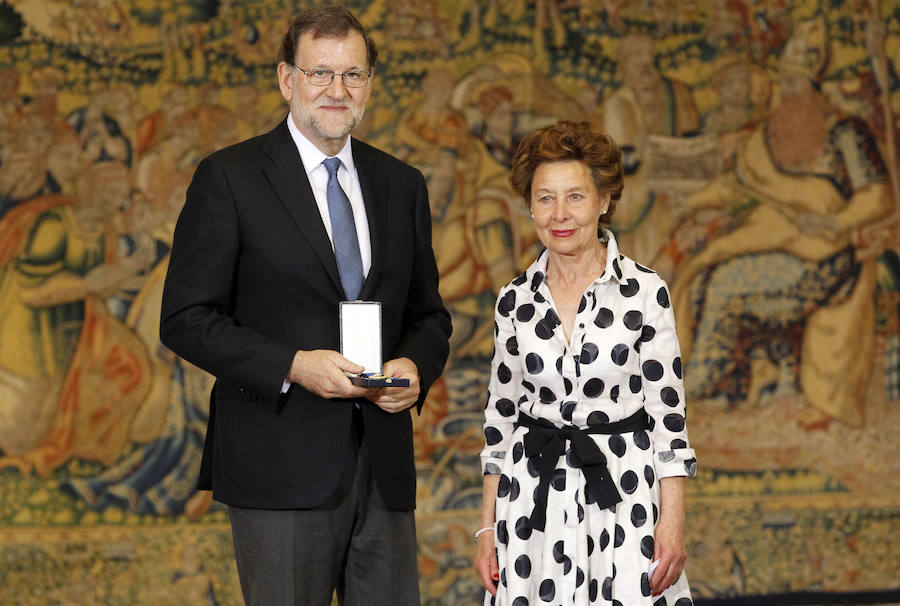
[475,527,500,596]
[650,476,687,596]
[475,474,501,596]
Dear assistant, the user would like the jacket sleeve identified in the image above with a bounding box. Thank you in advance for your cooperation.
[159,156,296,411]
[391,168,452,411]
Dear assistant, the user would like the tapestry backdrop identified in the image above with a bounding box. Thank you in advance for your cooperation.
[1,0,899,604]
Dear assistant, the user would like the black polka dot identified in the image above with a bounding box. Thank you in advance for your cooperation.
[589,579,598,601]
[620,470,638,494]
[539,579,555,602]
[500,568,507,587]
[602,576,613,600]
[664,413,685,432]
[512,442,524,463]
[642,360,664,381]
[613,257,622,278]
[623,310,643,330]
[506,336,519,355]
[611,344,629,365]
[583,378,605,398]
[512,597,528,606]
[497,363,512,384]
[620,278,639,297]
[498,290,516,316]
[630,374,642,393]
[509,477,520,501]
[561,400,576,421]
[580,342,599,364]
[515,516,532,540]
[535,320,554,340]
[485,427,502,445]
[641,572,651,596]
[516,304,535,322]
[675,598,693,606]
[634,430,650,450]
[527,457,541,478]
[657,286,670,308]
[562,555,572,574]
[514,554,531,578]
[526,353,544,374]
[544,309,561,328]
[636,262,653,273]
[670,438,687,449]
[655,599,668,606]
[599,528,609,551]
[614,524,625,547]
[587,410,609,425]
[609,434,626,457]
[685,458,698,476]
[632,503,648,527]
[577,296,587,313]
[497,520,508,544]
[673,356,682,379]
[641,534,654,559]
[552,540,565,563]
[497,474,510,498]
[594,308,614,328]
[659,450,675,463]
[661,387,680,406]
[653,503,659,524]
[640,325,656,342]
[551,468,566,491]
[496,398,516,417]
[587,534,594,556]
[534,291,545,303]
[512,272,527,285]
[539,387,556,403]
[576,567,585,587]
[531,272,544,291]
[610,385,619,402]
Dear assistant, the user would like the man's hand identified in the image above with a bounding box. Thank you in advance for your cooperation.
[287,350,372,400]
[368,357,420,413]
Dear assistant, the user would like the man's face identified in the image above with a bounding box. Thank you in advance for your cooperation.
[278,31,371,153]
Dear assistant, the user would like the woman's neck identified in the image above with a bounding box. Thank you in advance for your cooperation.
[546,241,607,288]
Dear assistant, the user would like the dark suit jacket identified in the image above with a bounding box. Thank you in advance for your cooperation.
[160,119,451,510]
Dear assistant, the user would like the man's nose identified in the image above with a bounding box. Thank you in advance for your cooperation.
[326,75,348,98]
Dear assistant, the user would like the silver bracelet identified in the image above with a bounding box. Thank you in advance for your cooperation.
[474,526,494,541]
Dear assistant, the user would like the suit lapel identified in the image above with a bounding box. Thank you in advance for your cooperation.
[352,139,387,301]
[261,121,344,297]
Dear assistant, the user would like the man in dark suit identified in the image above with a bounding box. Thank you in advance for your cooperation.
[159,6,451,605]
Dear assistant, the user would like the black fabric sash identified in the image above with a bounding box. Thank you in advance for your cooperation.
[514,408,650,532]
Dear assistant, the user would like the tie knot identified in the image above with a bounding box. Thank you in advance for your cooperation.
[323,157,341,177]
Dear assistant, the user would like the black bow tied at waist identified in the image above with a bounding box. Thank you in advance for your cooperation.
[515,408,650,532]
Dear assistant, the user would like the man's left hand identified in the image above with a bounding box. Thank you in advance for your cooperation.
[368,357,420,413]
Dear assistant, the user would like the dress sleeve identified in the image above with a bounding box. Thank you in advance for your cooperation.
[639,277,698,479]
[480,285,524,475]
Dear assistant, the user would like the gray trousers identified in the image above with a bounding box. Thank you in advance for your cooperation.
[227,436,420,606]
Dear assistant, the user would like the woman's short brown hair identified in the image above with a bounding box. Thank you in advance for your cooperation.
[509,120,624,227]
[278,5,378,70]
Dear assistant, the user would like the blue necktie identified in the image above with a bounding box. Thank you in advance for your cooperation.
[323,157,363,300]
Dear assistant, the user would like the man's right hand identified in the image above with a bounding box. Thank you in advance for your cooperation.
[286,350,372,400]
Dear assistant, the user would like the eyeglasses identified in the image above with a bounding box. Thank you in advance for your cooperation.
[291,65,370,88]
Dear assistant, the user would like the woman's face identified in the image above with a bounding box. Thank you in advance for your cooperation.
[530,160,610,257]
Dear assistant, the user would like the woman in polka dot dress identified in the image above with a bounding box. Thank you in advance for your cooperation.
[475,120,697,606]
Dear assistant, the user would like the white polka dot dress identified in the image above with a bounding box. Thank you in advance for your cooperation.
[481,230,697,606]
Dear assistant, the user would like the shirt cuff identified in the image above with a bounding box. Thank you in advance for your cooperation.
[480,452,505,476]
[655,447,698,479]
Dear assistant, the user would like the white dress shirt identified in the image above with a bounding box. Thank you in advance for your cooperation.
[286,114,372,275]
[283,114,373,393]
